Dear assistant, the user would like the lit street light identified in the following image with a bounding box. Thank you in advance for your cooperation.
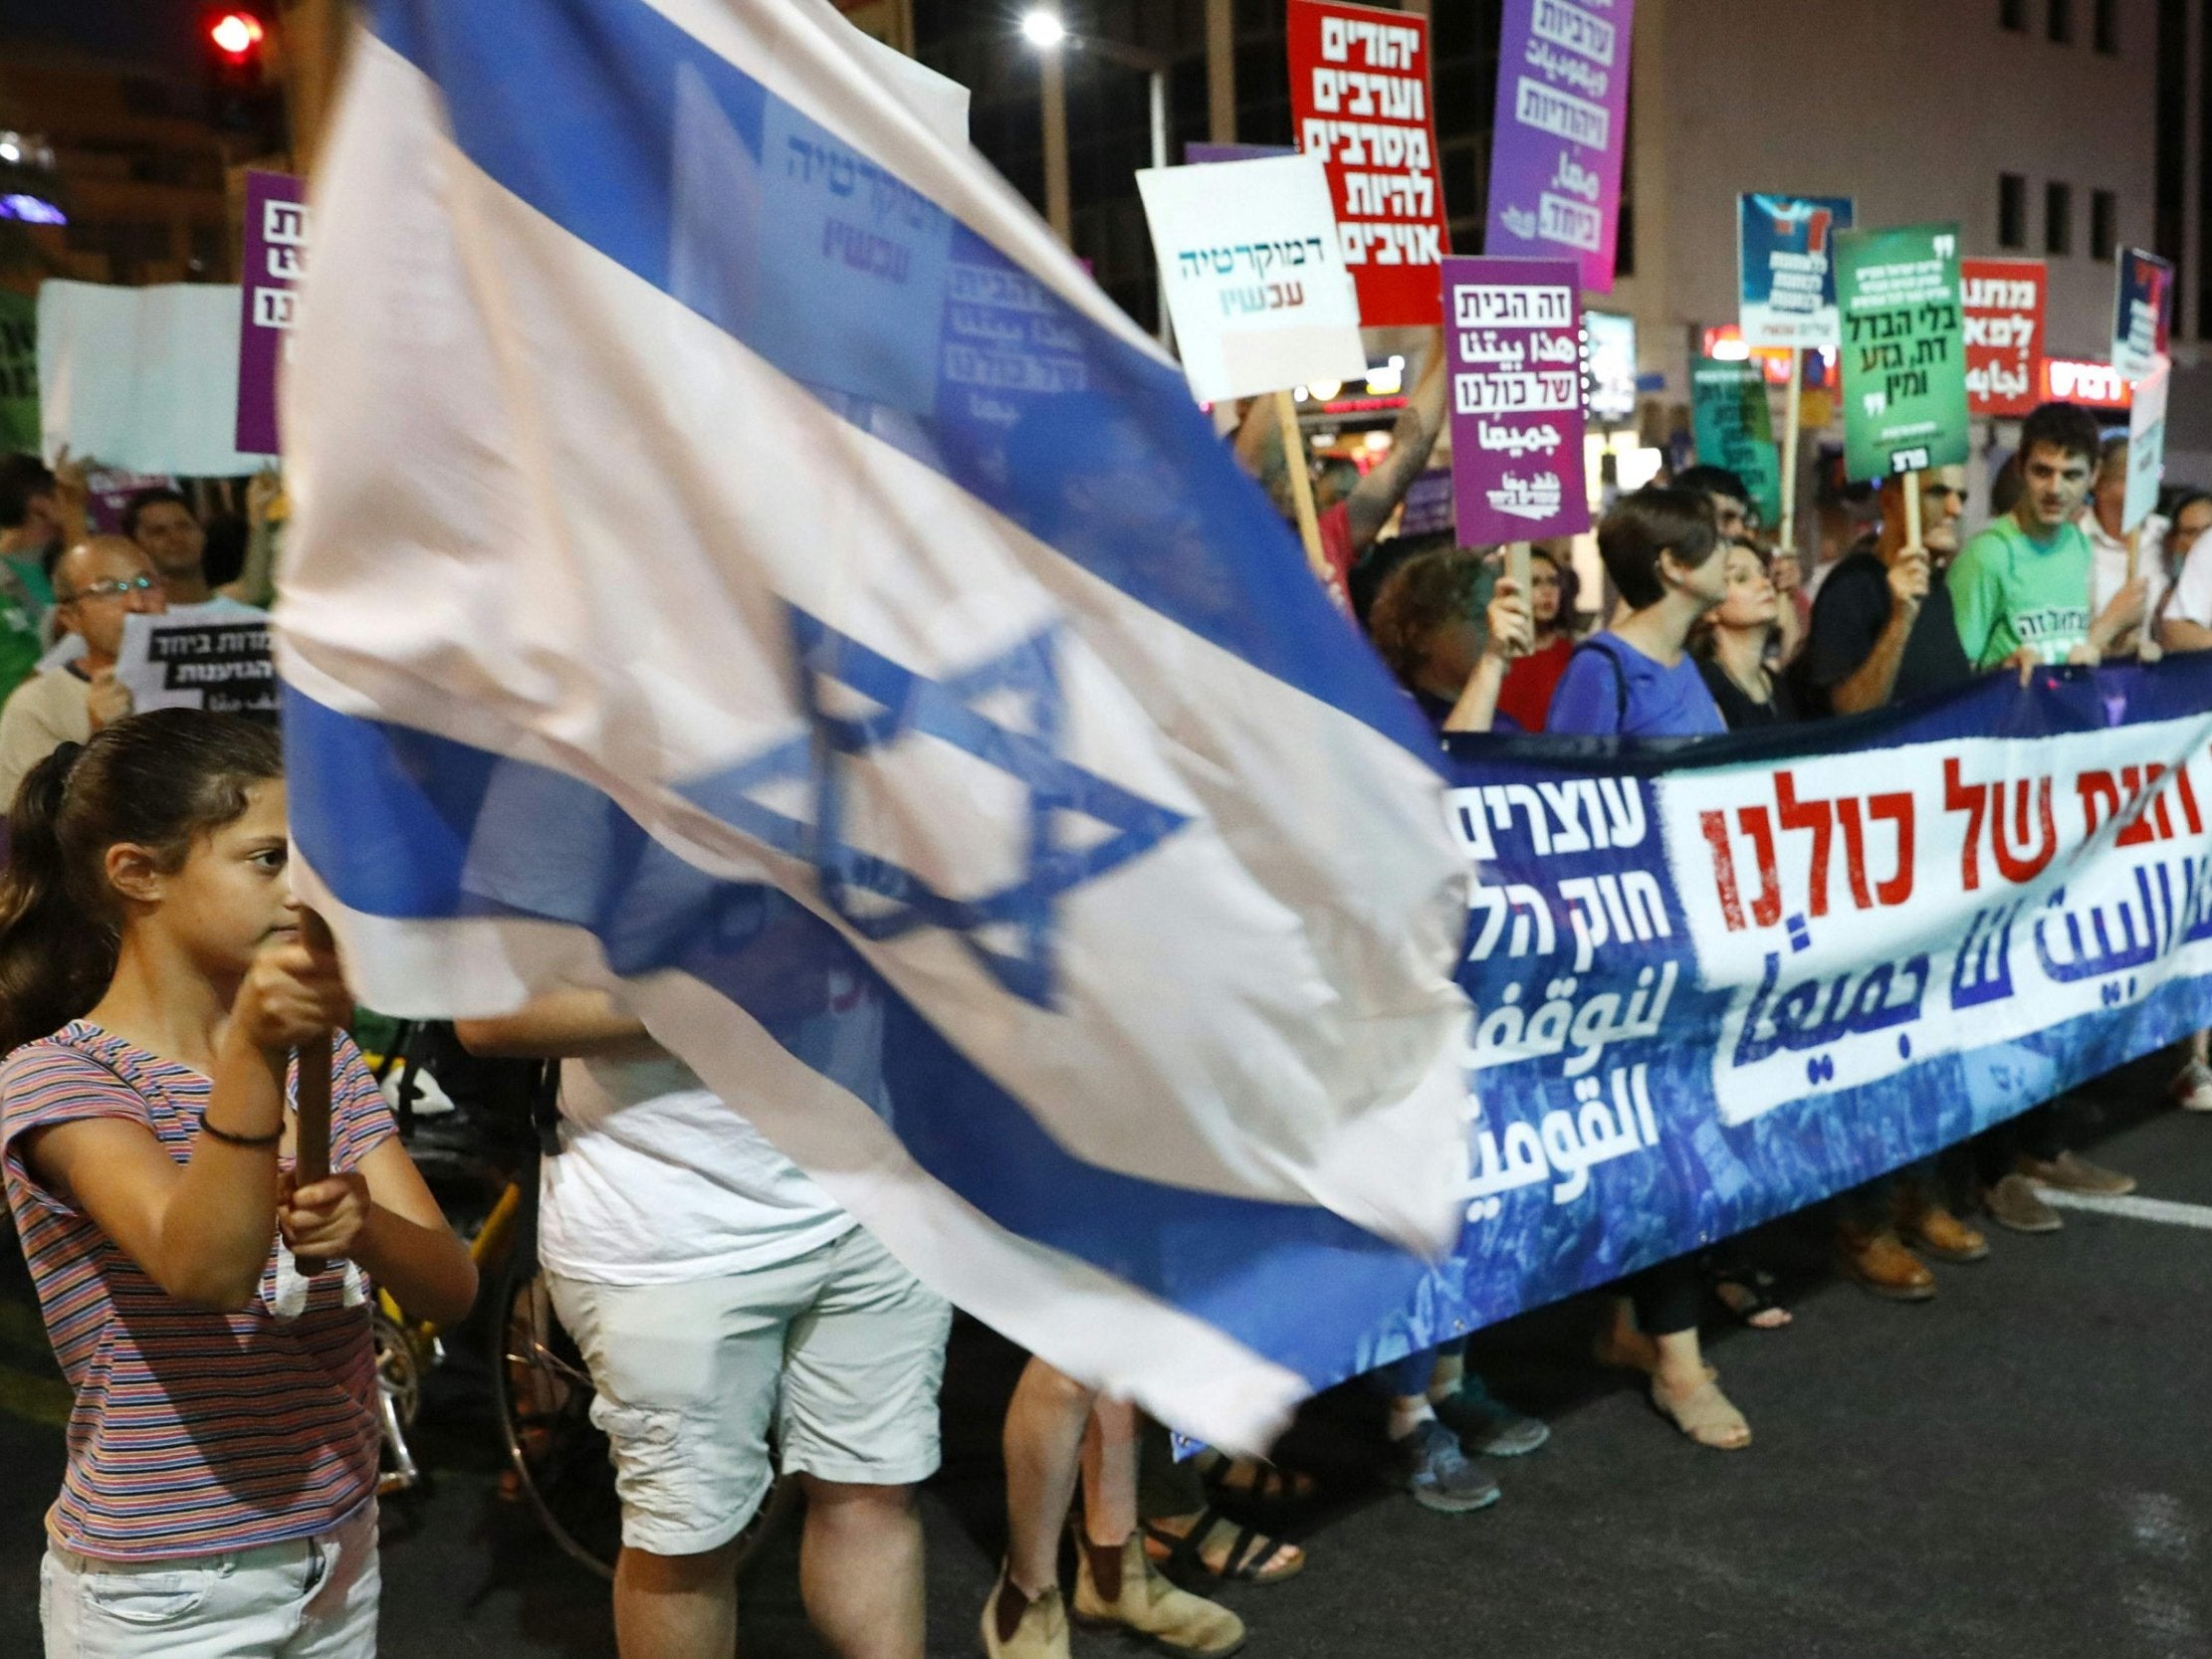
[1018,13,1175,348]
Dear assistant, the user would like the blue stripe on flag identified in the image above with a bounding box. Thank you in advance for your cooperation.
[284,685,1430,1385]
[361,0,1438,766]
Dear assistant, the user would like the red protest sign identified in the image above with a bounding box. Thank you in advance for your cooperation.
[1960,257,2046,419]
[1287,0,1450,326]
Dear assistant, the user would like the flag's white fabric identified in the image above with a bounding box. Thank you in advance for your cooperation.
[280,0,1468,1447]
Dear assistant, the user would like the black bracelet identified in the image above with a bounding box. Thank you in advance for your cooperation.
[199,1113,283,1148]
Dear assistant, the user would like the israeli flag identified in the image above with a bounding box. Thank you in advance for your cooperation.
[280,0,1468,1448]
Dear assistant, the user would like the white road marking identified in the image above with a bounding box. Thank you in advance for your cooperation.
[2039,1190,2212,1230]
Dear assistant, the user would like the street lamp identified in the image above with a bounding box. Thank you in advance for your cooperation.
[1018,14,1175,347]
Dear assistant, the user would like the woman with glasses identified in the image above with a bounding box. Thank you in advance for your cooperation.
[0,537,166,803]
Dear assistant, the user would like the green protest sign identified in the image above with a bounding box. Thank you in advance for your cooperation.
[1835,223,1968,482]
[1690,356,1782,526]
[0,291,36,455]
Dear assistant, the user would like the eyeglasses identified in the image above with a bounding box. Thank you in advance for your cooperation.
[61,575,157,602]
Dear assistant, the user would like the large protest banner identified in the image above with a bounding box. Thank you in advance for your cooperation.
[1689,356,1782,525]
[118,611,277,723]
[1483,0,1635,294]
[1737,193,1853,349]
[2111,248,2174,383]
[1835,223,1968,481]
[1961,257,2046,420]
[1136,153,1366,403]
[1287,0,1450,325]
[1343,657,2212,1374]
[235,171,308,456]
[1442,256,1589,545]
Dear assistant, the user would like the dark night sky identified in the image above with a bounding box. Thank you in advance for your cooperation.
[0,0,204,72]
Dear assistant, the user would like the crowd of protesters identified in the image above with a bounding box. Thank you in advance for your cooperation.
[0,331,2208,1659]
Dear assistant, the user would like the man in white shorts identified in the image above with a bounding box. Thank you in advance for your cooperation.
[460,989,949,1659]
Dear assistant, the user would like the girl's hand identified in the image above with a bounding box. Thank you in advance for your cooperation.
[279,1171,372,1261]
[233,934,351,1058]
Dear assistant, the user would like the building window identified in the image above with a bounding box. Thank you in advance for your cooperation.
[1999,173,2029,249]
[2048,0,2072,42]
[2091,189,2117,261]
[2094,0,2118,52]
[1999,0,2026,28]
[2046,181,2073,255]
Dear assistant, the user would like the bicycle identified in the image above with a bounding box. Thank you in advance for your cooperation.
[363,1020,793,1580]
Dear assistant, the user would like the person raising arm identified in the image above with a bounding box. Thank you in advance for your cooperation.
[0,711,473,1659]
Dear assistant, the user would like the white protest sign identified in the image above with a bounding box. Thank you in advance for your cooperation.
[1136,153,1368,404]
[2122,355,2168,534]
[116,611,278,722]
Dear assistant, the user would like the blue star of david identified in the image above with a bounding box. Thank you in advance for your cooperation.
[677,605,1190,1007]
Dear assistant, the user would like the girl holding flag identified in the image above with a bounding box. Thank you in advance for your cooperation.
[0,711,475,1657]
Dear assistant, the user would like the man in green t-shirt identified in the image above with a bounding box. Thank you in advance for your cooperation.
[1948,401,2145,671]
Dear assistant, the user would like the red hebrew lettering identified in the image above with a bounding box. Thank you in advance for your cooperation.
[1869,792,1914,907]
[1991,778,2057,884]
[1774,770,1835,917]
[2114,763,2172,847]
[2076,768,2122,838]
[1736,805,1782,928]
[1700,810,1746,931]
[2173,761,2205,837]
[1944,757,1987,891]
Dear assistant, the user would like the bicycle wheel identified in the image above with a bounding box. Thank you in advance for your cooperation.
[489,1257,795,1580]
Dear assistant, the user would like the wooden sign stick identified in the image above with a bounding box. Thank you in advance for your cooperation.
[292,909,337,1276]
[1779,347,1803,557]
[1901,468,1922,551]
[1272,388,1333,588]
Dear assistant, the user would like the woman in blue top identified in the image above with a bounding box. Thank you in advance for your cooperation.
[1547,488,1751,1450]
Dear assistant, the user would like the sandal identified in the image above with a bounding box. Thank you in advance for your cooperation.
[1705,1265,1792,1331]
[1651,1369,1750,1451]
[1141,1509,1306,1585]
[1193,1450,1317,1506]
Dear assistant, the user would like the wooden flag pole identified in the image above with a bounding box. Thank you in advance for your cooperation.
[292,909,336,1276]
[1779,347,1803,557]
[1273,389,1333,587]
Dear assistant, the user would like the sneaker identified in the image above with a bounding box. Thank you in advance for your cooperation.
[1391,1419,1500,1514]
[2019,1150,2135,1196]
[2172,1060,2212,1114]
[1986,1172,2063,1233]
[1433,1374,1550,1457]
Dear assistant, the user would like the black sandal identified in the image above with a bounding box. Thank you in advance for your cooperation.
[1704,1263,1792,1330]
[1193,1450,1317,1506]
[1141,1509,1305,1585]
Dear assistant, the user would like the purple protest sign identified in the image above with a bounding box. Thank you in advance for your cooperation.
[1182,142,1295,165]
[234,170,307,456]
[1482,0,1636,294]
[1443,257,1589,546]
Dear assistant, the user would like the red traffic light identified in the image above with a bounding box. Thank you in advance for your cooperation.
[209,11,267,65]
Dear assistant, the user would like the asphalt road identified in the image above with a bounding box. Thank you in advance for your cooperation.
[3,1053,2208,1659]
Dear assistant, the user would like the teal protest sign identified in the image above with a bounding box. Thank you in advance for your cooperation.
[1835,223,1968,482]
[1690,356,1782,525]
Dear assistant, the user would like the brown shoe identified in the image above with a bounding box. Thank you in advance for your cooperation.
[2019,1150,2135,1195]
[1838,1227,1935,1301]
[983,1572,1069,1659]
[1074,1534,1245,1658]
[1902,1202,1989,1263]
[1986,1172,2063,1233]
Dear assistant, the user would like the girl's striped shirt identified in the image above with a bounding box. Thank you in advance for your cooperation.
[0,1021,395,1561]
